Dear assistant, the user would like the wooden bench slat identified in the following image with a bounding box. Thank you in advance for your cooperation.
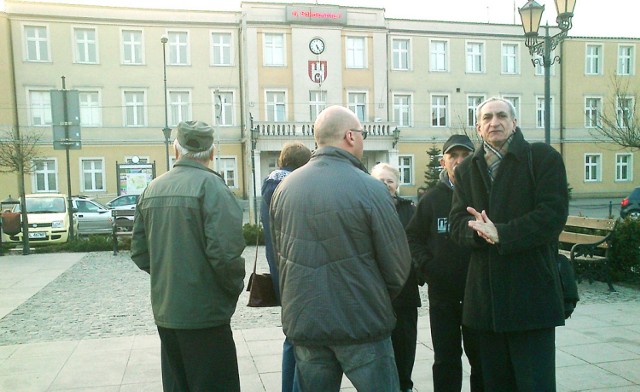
[559,232,609,248]
[565,216,616,231]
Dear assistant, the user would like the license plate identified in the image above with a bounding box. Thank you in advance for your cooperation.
[28,232,46,239]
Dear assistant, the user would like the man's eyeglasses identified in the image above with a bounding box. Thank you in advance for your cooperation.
[350,128,368,140]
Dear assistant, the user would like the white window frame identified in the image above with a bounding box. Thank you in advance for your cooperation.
[72,26,99,64]
[467,95,485,127]
[584,96,602,128]
[346,36,366,69]
[615,153,633,182]
[398,155,414,186]
[392,37,410,71]
[23,24,50,62]
[393,93,412,127]
[429,39,449,72]
[121,29,144,65]
[168,89,192,127]
[213,90,235,126]
[265,90,287,122]
[502,95,521,121]
[211,31,233,66]
[32,158,58,193]
[309,90,327,121]
[122,89,147,127]
[465,41,485,73]
[501,42,519,75]
[431,94,449,127]
[167,30,190,66]
[617,44,634,76]
[79,157,106,192]
[347,91,367,123]
[263,33,285,67]
[27,89,53,127]
[584,153,602,182]
[617,96,634,128]
[78,89,102,127]
[536,96,554,129]
[219,156,238,188]
[585,44,603,75]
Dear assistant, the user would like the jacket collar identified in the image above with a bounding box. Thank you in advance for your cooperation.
[174,158,223,179]
[473,128,529,165]
[313,146,368,173]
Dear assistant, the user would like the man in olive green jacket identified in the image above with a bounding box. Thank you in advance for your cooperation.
[131,121,245,392]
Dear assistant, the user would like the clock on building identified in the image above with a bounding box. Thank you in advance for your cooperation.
[309,37,325,55]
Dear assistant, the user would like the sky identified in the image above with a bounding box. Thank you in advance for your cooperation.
[3,0,639,38]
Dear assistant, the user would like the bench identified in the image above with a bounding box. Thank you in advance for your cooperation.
[112,209,135,255]
[559,216,618,292]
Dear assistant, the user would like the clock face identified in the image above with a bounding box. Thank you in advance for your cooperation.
[309,38,325,55]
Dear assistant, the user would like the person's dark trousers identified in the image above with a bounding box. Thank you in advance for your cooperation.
[473,327,556,392]
[391,306,418,391]
[429,298,483,392]
[282,337,300,392]
[157,324,240,392]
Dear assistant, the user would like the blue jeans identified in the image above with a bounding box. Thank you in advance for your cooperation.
[282,337,299,392]
[294,337,399,392]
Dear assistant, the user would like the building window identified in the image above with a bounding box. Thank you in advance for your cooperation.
[398,155,413,185]
[73,27,98,64]
[501,43,519,74]
[213,91,234,126]
[502,96,520,120]
[346,36,366,69]
[24,25,49,62]
[28,90,52,126]
[466,41,484,73]
[32,159,58,192]
[617,45,634,75]
[616,153,633,182]
[392,38,410,70]
[123,90,146,127]
[219,157,237,188]
[122,29,143,65]
[348,92,367,123]
[393,94,411,127]
[79,90,101,127]
[431,95,448,127]
[467,95,484,127]
[536,96,553,128]
[617,97,634,128]
[309,91,326,121]
[584,154,601,182]
[266,91,286,121]
[168,31,189,65]
[585,44,602,75]
[263,33,285,66]
[585,97,602,128]
[430,40,448,72]
[81,158,105,192]
[211,32,232,66]
[169,90,191,126]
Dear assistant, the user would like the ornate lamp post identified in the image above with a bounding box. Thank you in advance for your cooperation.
[519,0,576,145]
[160,35,171,171]
[250,115,259,225]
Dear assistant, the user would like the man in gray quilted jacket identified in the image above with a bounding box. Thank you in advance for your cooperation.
[269,105,412,392]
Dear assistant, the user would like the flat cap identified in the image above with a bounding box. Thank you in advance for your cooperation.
[177,121,214,152]
[443,134,475,154]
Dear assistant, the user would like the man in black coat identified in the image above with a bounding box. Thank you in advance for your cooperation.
[449,97,568,391]
[406,134,482,392]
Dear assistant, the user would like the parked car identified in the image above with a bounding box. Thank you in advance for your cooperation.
[5,194,78,244]
[620,187,640,219]
[106,194,138,211]
[72,196,114,235]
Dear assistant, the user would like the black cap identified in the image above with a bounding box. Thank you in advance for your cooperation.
[443,134,474,154]
[177,121,214,152]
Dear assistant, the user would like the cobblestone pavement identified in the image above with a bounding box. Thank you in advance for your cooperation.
[1,248,639,345]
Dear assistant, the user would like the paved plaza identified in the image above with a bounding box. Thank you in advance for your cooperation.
[1,250,640,391]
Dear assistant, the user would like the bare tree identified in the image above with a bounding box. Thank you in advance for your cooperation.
[590,74,640,150]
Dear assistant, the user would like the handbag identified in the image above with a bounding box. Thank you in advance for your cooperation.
[247,228,278,307]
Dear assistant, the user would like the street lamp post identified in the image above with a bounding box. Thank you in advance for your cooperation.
[519,0,576,145]
[160,35,171,171]
[249,115,259,225]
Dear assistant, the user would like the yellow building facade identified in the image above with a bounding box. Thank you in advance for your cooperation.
[0,1,637,215]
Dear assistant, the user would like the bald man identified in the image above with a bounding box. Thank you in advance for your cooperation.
[269,106,412,392]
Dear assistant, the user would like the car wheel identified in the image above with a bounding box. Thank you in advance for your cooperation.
[627,209,640,219]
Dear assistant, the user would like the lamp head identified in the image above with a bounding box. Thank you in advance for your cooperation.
[160,35,168,44]
[519,0,545,37]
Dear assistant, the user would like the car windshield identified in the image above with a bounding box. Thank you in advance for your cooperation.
[23,197,66,213]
